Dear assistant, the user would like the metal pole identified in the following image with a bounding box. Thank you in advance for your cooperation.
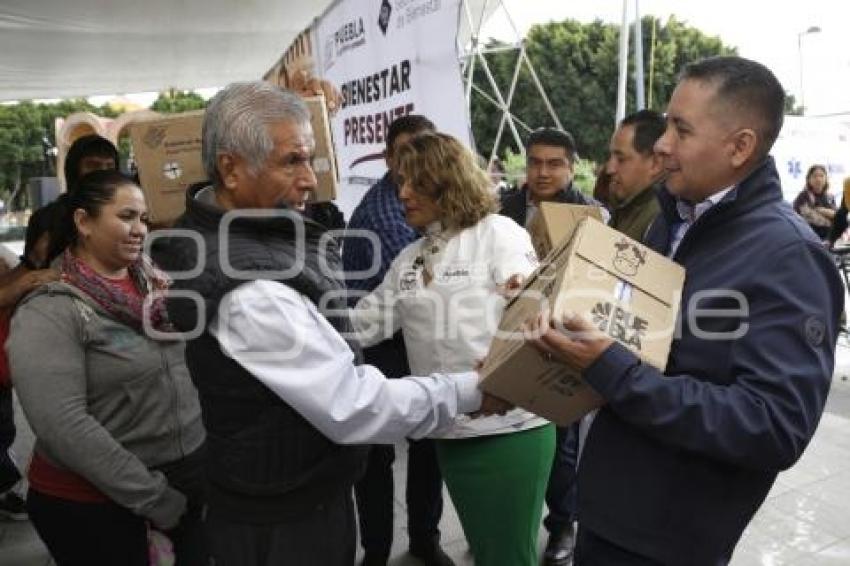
[478,50,525,152]
[633,0,645,110]
[648,17,657,109]
[490,45,526,165]
[521,49,564,131]
[462,0,478,112]
[798,32,805,115]
[616,0,630,124]
[797,26,822,116]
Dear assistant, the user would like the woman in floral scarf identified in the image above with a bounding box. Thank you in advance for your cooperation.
[7,170,206,565]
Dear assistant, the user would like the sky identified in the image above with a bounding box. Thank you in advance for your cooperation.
[481,0,850,117]
[86,0,850,117]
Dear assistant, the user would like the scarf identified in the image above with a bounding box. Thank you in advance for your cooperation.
[60,250,174,335]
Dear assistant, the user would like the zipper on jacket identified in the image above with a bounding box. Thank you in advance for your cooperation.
[161,347,186,459]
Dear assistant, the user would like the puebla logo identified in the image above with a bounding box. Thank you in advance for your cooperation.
[591,302,648,350]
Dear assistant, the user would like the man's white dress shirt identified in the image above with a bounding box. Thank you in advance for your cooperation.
[200,186,482,445]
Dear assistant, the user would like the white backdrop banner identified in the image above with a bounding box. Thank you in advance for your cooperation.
[314,0,471,215]
[771,115,850,203]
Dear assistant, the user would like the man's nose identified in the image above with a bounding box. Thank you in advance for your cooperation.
[605,156,616,175]
[298,163,318,190]
[654,128,672,155]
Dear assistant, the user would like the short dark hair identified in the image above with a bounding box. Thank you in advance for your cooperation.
[680,56,785,158]
[526,128,577,162]
[65,170,137,244]
[22,204,63,268]
[620,110,666,155]
[63,134,119,193]
[386,115,436,154]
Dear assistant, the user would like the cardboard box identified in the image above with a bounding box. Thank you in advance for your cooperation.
[129,110,205,225]
[528,202,603,259]
[303,95,338,203]
[129,96,338,225]
[479,217,685,425]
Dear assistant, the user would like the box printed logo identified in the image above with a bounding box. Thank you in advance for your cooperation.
[143,126,167,150]
[612,239,647,276]
[162,161,183,180]
[591,302,648,350]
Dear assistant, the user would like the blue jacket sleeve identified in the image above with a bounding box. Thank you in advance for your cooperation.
[583,240,842,471]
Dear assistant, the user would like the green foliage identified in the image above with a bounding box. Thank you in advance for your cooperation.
[784,94,803,116]
[471,16,739,166]
[0,98,114,208]
[572,158,598,195]
[502,148,526,186]
[150,89,207,114]
[501,148,600,196]
[0,89,207,210]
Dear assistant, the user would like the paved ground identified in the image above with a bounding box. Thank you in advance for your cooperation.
[4,341,850,565]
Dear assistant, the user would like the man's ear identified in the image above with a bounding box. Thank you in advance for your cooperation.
[648,152,665,180]
[217,153,240,191]
[729,128,758,168]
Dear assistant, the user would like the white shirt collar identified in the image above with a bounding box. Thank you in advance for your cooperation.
[675,185,735,224]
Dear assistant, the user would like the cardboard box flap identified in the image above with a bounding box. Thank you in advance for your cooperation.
[572,218,685,306]
[528,202,603,260]
[539,202,603,241]
[502,235,573,312]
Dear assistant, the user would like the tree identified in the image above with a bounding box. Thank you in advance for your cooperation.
[0,99,115,209]
[784,94,804,116]
[470,16,739,165]
[0,89,207,209]
[150,89,207,114]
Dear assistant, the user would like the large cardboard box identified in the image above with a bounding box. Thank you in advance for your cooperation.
[129,110,205,225]
[528,202,603,259]
[303,95,338,203]
[479,217,685,425]
[129,96,338,225]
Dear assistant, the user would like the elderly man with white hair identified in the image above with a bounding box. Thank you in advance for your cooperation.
[151,81,498,565]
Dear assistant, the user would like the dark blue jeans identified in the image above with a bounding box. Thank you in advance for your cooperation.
[544,423,578,534]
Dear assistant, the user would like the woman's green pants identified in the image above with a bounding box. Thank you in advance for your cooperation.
[436,424,555,566]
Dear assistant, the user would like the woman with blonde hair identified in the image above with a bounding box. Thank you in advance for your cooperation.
[352,132,554,565]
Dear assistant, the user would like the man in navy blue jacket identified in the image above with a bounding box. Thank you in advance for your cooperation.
[527,56,844,565]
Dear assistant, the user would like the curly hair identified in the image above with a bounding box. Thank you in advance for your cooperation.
[395,132,497,230]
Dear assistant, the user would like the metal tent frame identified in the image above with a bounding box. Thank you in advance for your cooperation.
[456,0,564,167]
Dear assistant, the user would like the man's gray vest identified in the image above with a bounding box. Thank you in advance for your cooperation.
[153,184,367,522]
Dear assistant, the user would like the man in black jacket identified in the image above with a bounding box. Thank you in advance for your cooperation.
[501,128,596,228]
[527,56,843,565]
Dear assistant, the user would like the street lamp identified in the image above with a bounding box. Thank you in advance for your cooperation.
[798,25,821,115]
